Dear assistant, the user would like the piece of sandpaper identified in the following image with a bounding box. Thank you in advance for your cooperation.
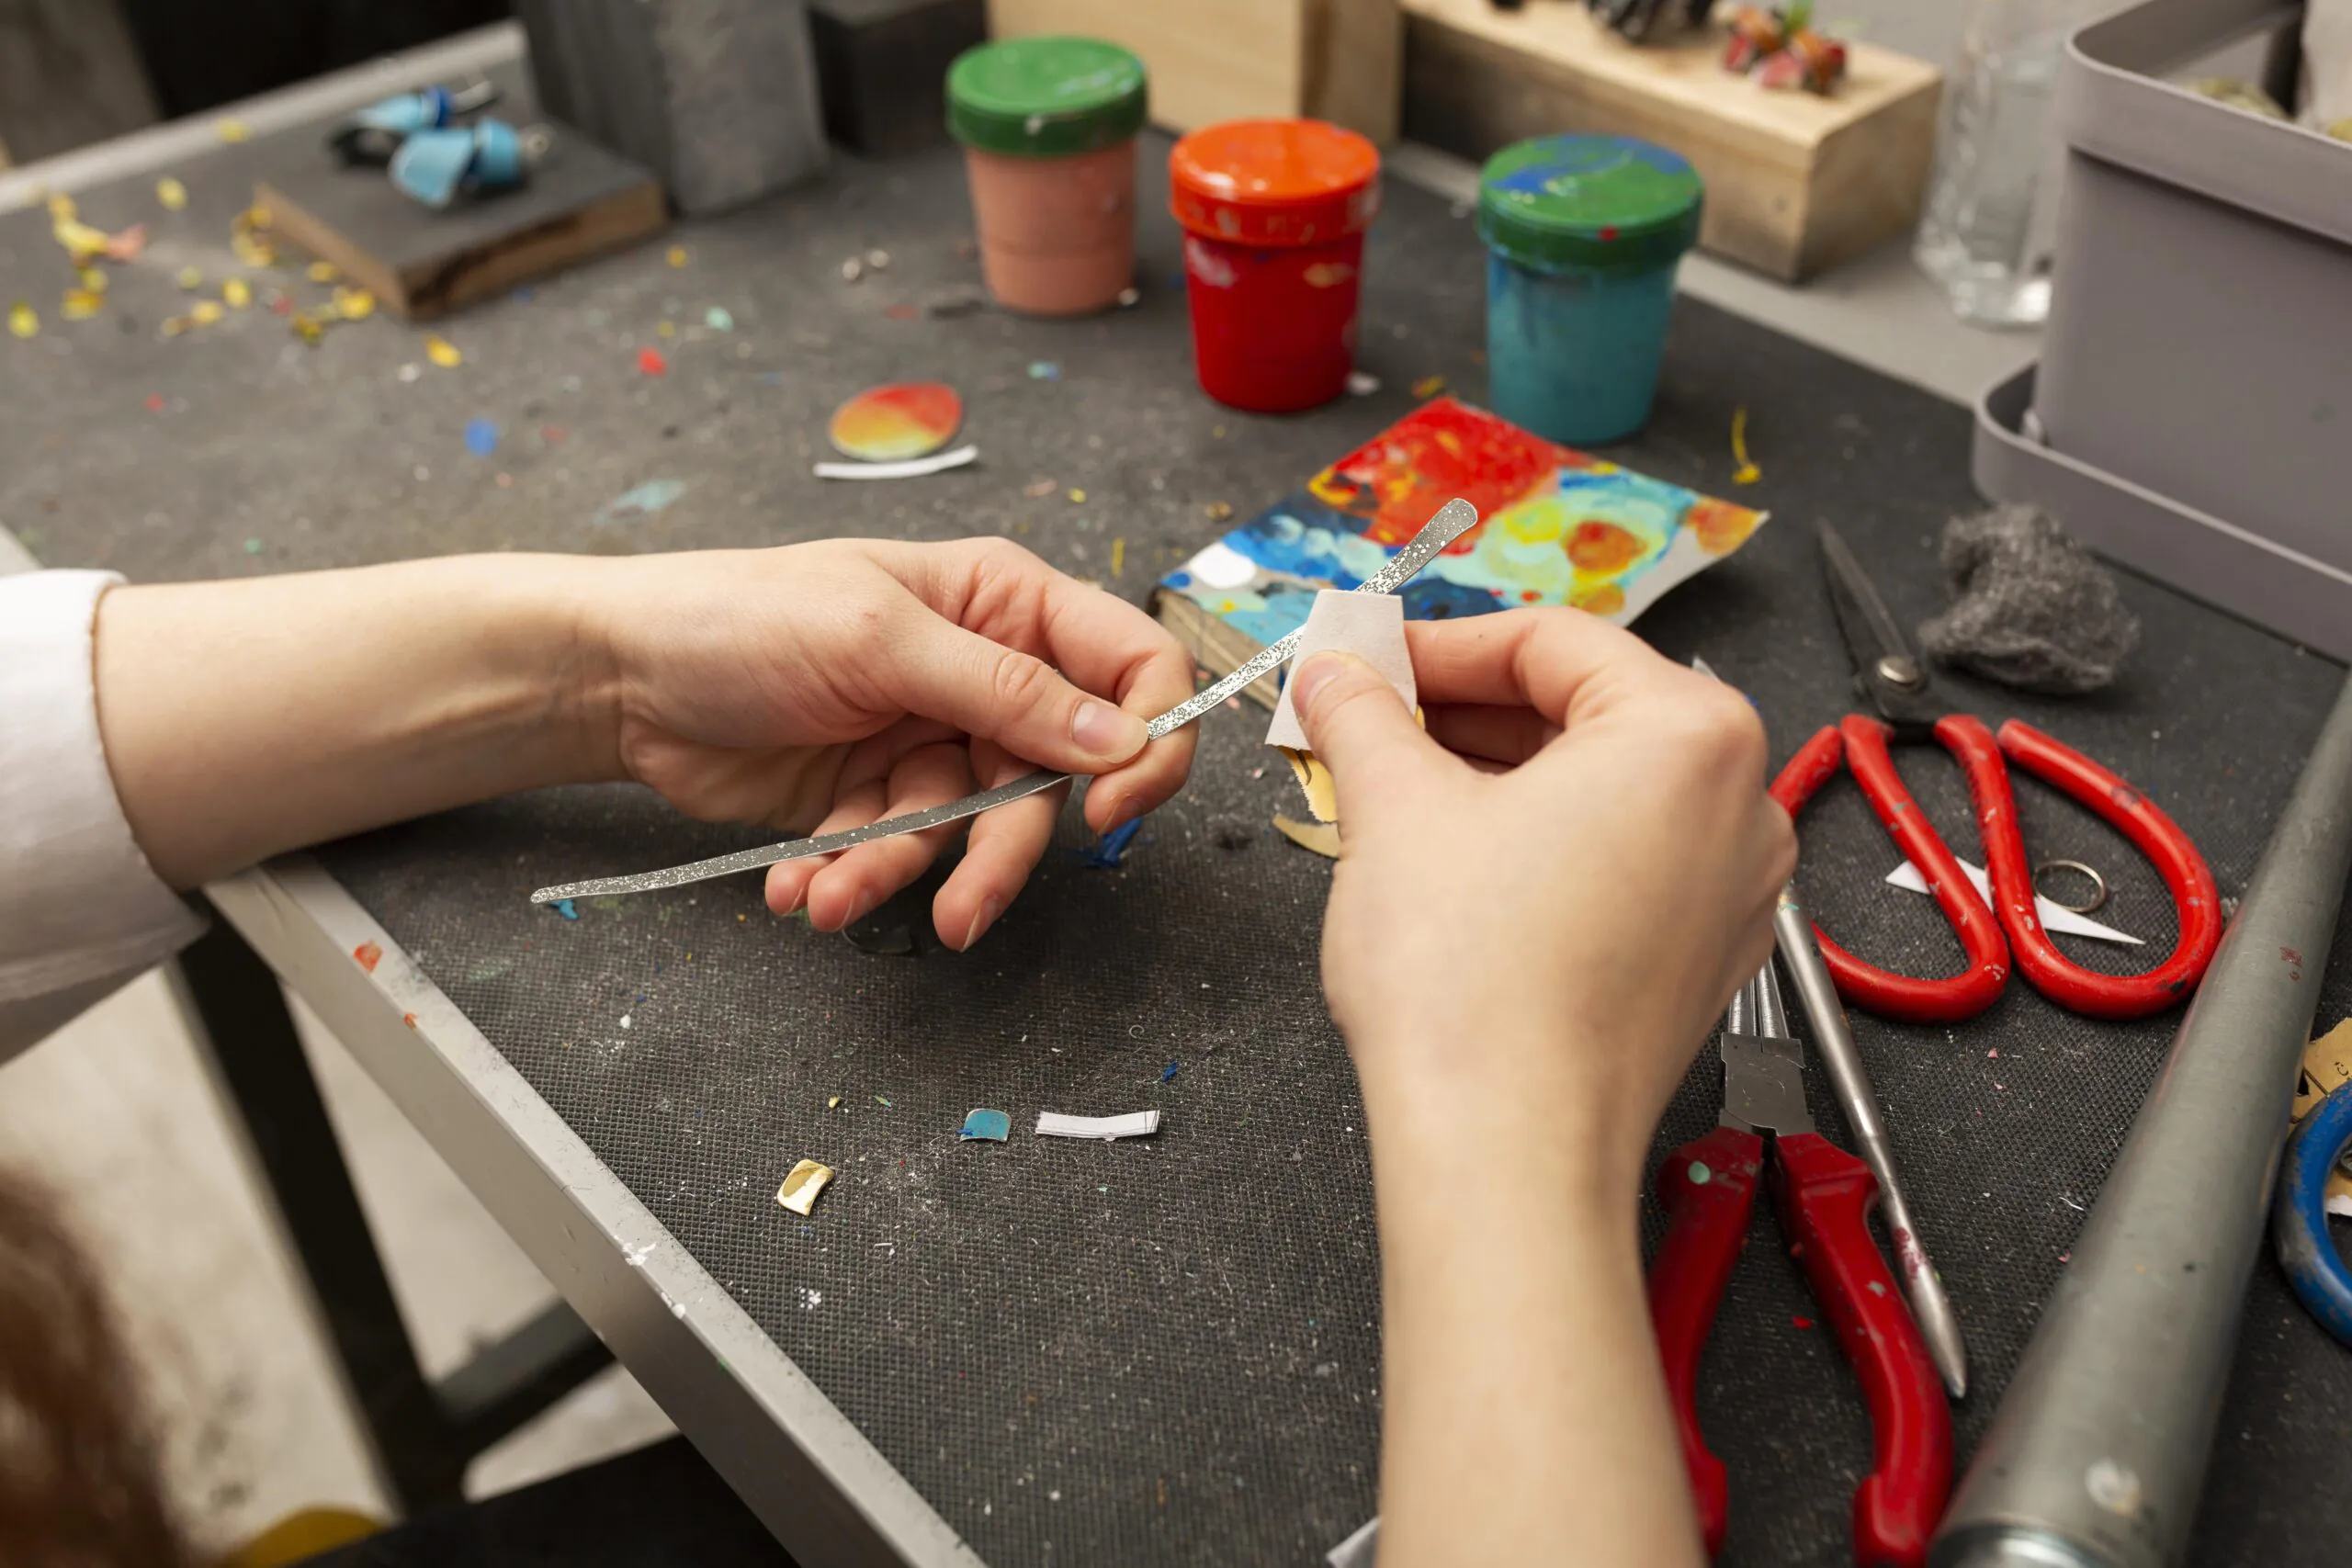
[1263,591,1416,751]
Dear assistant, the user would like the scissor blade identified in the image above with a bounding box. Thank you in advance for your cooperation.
[1719,958,1814,1136]
[1818,523,1917,676]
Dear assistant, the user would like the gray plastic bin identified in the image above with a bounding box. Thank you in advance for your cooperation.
[1974,0,2352,657]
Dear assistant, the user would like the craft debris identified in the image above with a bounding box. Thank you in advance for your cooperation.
[1028,361,1061,380]
[1035,1111,1160,1141]
[156,176,188,211]
[1731,405,1761,484]
[960,1109,1012,1142]
[1273,815,1343,858]
[1082,818,1145,869]
[1347,371,1381,395]
[593,479,688,525]
[637,345,667,375]
[813,446,978,481]
[424,333,463,368]
[667,245,690,268]
[775,1158,835,1215]
[1411,374,1445,399]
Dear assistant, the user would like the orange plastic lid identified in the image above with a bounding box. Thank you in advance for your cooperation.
[1170,118,1382,247]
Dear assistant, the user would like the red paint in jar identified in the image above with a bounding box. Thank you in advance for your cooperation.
[1170,119,1381,413]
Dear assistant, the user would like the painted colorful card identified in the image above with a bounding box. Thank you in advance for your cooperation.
[1153,398,1765,705]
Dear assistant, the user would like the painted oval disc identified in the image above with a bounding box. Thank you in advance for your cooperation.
[828,381,963,462]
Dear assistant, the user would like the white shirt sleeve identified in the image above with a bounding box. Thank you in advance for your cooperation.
[1,570,208,1063]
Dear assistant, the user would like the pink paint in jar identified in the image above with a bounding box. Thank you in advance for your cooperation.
[946,37,1148,317]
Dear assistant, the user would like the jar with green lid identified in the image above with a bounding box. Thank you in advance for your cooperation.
[1476,133,1703,445]
[946,36,1148,316]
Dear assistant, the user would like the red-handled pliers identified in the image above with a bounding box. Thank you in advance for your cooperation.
[1772,525,2222,1024]
[1647,954,1951,1566]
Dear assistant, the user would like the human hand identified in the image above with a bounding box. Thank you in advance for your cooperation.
[590,537,1196,950]
[1289,609,1793,1189]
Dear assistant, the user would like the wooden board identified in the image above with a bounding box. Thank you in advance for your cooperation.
[254,129,667,321]
[1399,0,1940,280]
[988,0,1401,143]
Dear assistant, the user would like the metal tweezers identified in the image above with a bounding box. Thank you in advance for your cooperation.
[529,497,1480,904]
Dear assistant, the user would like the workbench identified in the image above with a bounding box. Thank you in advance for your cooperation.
[5,33,2349,1568]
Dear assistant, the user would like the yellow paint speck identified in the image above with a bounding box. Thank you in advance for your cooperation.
[175,265,203,290]
[1067,488,1086,504]
[156,176,188,211]
[188,299,225,326]
[1111,537,1125,576]
[78,266,107,294]
[307,260,339,284]
[424,333,463,368]
[667,245,690,268]
[217,118,251,142]
[222,277,252,309]
[61,289,102,321]
[332,287,375,320]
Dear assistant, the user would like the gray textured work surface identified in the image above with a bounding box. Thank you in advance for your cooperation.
[8,112,2352,1567]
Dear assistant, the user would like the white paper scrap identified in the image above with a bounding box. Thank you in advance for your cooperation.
[812,444,978,480]
[1265,589,1416,751]
[1328,1517,1379,1568]
[1035,1110,1160,1141]
[1884,857,2142,946]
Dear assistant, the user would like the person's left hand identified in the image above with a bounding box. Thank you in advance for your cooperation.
[591,536,1196,949]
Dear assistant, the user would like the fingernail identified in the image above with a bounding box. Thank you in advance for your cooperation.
[1289,652,1351,718]
[840,887,877,928]
[1072,699,1147,761]
[1102,795,1139,832]
[961,897,1002,952]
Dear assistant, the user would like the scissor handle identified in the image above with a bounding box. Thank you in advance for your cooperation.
[1770,716,2012,1023]
[2273,1083,2352,1346]
[1976,718,2222,1019]
[1773,1133,1951,1568]
[1645,1123,1763,1557]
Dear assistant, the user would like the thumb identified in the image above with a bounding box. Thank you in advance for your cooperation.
[1289,652,1442,818]
[883,611,1149,773]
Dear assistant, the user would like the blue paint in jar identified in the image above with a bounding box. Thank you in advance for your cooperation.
[1476,135,1703,446]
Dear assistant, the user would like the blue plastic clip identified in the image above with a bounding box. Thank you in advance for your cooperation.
[2273,1079,2352,1345]
[390,119,541,209]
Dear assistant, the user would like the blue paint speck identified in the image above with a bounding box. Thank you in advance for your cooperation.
[465,418,498,457]
[593,478,687,526]
[1082,817,1145,869]
[550,898,579,920]
[1027,361,1060,381]
[959,1108,1012,1142]
[1159,1061,1179,1082]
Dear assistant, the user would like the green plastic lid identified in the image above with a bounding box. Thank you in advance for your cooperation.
[1476,134,1703,276]
[946,37,1148,159]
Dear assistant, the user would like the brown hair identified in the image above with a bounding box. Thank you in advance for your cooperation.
[0,1167,193,1568]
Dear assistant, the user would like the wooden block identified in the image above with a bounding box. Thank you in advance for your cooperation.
[810,0,987,156]
[987,0,1401,143]
[254,130,667,321]
[1399,0,1940,281]
[516,0,828,215]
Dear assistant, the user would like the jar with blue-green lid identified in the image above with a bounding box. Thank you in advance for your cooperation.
[1476,134,1703,446]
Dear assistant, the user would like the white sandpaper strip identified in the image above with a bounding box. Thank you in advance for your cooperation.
[1263,590,1416,750]
[1034,1110,1160,1141]
[1328,1517,1379,1568]
[1884,856,2142,946]
[812,445,978,480]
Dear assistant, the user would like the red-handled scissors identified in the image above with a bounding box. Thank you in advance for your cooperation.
[1774,525,2222,1024]
[1648,954,1951,1566]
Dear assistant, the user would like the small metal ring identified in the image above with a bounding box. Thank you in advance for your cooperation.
[2033,859,2109,915]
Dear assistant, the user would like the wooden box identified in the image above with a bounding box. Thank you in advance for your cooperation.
[986,0,1402,143]
[1400,0,1941,281]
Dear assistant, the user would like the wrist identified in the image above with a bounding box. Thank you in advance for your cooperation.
[1350,1013,1660,1209]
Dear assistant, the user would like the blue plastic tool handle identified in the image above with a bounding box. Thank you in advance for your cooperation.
[2274,1081,2352,1346]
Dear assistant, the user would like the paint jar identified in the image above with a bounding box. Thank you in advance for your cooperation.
[1170,118,1382,413]
[1476,134,1703,446]
[946,37,1147,317]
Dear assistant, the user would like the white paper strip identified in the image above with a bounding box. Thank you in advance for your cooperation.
[812,444,978,480]
[1884,857,2142,946]
[1035,1110,1160,1141]
[1328,1517,1380,1568]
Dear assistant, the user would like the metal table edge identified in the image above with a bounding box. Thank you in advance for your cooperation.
[205,854,985,1568]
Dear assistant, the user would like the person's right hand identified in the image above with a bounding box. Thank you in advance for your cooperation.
[1288,608,1794,1190]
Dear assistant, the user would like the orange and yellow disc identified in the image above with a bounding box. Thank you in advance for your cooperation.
[828,381,963,462]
